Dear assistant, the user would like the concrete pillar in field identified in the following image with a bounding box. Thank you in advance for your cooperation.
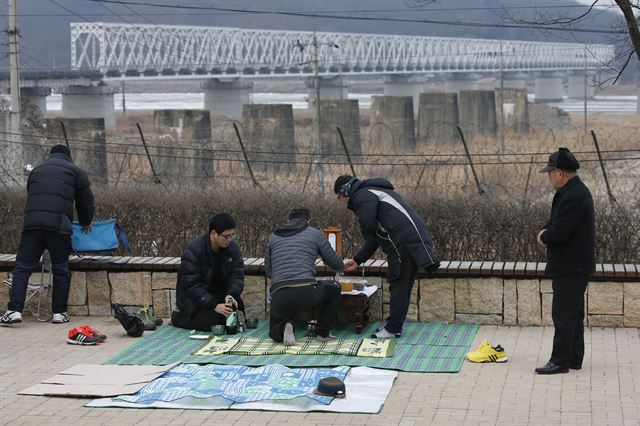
[458,90,497,135]
[152,109,214,182]
[534,72,564,102]
[369,96,415,149]
[383,74,424,113]
[241,104,296,174]
[44,118,108,185]
[567,71,596,99]
[307,76,348,104]
[417,92,459,143]
[445,73,481,93]
[21,87,51,122]
[495,88,529,133]
[202,79,253,120]
[60,85,115,128]
[318,99,361,156]
[496,72,528,89]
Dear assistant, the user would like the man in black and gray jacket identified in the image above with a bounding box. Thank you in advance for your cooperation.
[265,208,344,345]
[334,175,440,339]
[1,145,94,326]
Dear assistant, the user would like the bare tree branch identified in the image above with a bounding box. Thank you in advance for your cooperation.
[614,0,640,62]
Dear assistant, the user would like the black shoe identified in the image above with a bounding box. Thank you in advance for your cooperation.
[535,362,569,375]
[569,364,582,370]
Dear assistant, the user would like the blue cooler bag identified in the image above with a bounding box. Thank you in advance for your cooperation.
[71,219,131,253]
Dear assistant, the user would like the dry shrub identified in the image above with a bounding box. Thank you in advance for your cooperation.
[1,186,638,264]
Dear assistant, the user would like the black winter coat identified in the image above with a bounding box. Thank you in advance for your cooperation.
[541,176,596,278]
[347,178,440,279]
[22,153,94,235]
[175,234,245,319]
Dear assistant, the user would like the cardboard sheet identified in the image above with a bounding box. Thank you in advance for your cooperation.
[19,363,178,397]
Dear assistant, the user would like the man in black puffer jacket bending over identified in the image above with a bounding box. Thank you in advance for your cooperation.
[1,145,94,326]
[172,213,245,331]
[265,208,344,346]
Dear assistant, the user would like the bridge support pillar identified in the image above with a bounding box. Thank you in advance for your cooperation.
[202,79,253,120]
[495,72,529,89]
[21,87,51,121]
[444,73,480,93]
[60,85,116,128]
[534,72,564,102]
[306,76,348,105]
[383,75,424,113]
[567,71,596,99]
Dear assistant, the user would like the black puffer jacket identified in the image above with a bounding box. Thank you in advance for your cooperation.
[175,234,245,319]
[348,178,440,279]
[22,152,94,235]
[541,176,596,278]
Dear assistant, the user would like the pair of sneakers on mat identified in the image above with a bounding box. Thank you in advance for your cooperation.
[282,323,338,346]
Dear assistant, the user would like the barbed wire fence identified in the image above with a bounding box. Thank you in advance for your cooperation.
[1,118,639,261]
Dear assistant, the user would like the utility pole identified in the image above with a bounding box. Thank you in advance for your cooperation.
[583,47,588,134]
[8,0,23,184]
[312,29,325,197]
[499,41,505,152]
[121,81,126,113]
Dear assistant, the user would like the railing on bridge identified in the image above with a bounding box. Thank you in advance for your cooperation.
[71,22,615,79]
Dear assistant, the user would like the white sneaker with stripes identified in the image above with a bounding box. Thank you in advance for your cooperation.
[52,312,70,324]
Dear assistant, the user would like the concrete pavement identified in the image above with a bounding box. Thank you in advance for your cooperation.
[1,317,638,426]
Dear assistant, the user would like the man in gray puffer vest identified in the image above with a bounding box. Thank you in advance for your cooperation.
[264,208,344,345]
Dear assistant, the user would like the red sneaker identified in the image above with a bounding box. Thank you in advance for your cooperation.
[67,327,101,345]
[81,325,107,342]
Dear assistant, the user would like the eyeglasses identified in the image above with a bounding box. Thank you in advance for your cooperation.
[219,232,236,241]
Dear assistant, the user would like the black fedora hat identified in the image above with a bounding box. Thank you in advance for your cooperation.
[313,376,346,398]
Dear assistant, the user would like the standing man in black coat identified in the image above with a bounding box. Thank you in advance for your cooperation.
[535,148,595,375]
[334,176,440,339]
[171,213,245,331]
[1,145,95,326]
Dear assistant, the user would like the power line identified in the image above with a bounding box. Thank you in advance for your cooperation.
[6,3,626,18]
[84,0,627,35]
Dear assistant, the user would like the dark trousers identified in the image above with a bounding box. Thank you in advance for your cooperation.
[385,252,418,334]
[171,296,246,332]
[171,308,226,332]
[269,280,341,342]
[9,230,72,314]
[550,276,589,368]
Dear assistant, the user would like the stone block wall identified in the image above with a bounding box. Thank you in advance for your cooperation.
[2,270,639,327]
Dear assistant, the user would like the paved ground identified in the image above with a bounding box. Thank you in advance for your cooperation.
[1,317,639,426]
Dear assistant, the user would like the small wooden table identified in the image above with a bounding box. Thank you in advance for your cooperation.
[340,293,370,334]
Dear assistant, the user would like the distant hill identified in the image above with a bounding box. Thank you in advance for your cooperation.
[2,0,628,73]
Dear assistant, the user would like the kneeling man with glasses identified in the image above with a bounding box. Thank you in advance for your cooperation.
[172,213,245,331]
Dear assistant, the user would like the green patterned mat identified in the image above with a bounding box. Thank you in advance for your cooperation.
[105,321,479,373]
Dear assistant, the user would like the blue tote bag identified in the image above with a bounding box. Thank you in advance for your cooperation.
[71,219,131,254]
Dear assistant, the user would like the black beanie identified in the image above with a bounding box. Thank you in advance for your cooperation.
[50,144,71,158]
[289,207,311,220]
